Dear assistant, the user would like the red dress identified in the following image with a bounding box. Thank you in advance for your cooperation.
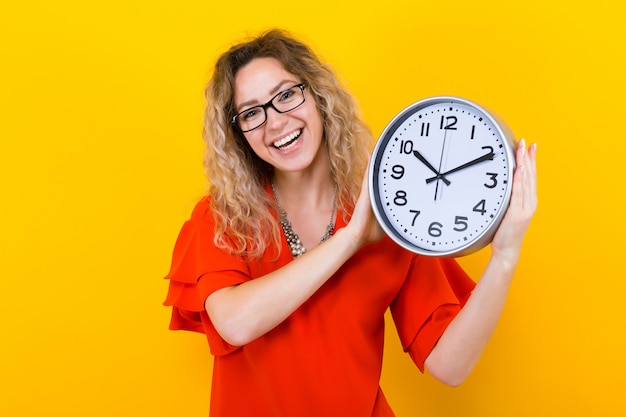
[164,196,475,417]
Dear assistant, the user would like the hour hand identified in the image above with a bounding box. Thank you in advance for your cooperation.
[412,150,450,186]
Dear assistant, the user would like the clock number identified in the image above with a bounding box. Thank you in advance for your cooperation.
[484,172,498,188]
[440,115,457,130]
[391,165,404,179]
[470,125,476,139]
[420,122,430,136]
[399,140,414,154]
[394,190,408,206]
[453,216,469,232]
[409,209,421,226]
[473,199,487,215]
[428,221,443,237]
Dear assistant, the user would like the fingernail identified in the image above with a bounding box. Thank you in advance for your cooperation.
[519,138,526,149]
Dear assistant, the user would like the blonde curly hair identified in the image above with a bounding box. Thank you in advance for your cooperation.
[204,29,372,259]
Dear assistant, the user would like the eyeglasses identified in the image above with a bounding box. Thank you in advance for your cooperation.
[232,84,307,133]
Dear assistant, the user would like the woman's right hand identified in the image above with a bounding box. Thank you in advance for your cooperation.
[342,165,386,250]
[206,165,385,347]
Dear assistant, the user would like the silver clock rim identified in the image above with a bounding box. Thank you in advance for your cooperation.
[368,95,517,257]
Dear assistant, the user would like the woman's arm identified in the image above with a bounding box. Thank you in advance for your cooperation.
[423,139,538,386]
[205,170,384,347]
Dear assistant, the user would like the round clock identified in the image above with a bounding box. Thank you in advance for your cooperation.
[368,96,517,257]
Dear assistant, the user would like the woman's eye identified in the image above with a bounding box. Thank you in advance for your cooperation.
[243,108,260,120]
[278,90,295,102]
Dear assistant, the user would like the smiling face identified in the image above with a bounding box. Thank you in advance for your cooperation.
[233,57,325,175]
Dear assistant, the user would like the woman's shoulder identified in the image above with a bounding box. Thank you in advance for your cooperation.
[188,195,214,223]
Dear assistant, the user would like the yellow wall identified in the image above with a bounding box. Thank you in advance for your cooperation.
[1,1,624,416]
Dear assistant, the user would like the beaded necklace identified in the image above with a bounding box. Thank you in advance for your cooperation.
[271,182,336,258]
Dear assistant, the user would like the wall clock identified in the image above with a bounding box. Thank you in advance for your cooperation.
[368,96,517,257]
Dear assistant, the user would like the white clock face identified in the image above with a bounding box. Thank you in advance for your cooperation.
[369,97,516,256]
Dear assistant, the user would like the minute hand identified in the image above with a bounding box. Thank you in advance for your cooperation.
[425,151,495,184]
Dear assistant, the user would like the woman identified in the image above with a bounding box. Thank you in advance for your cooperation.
[164,29,537,416]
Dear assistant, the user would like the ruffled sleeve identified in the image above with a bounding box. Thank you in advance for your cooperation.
[163,197,249,356]
[390,256,475,372]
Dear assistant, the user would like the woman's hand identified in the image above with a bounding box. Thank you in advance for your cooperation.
[342,163,386,250]
[206,163,386,347]
[491,139,538,264]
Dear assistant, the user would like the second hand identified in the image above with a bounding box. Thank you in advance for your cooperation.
[434,128,449,201]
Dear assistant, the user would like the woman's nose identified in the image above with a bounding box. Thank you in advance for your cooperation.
[265,107,289,131]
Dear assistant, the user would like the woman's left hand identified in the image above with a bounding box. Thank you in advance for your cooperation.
[491,139,538,263]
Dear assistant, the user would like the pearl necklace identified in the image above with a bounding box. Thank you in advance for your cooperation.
[271,182,336,258]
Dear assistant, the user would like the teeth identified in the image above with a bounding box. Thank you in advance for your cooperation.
[273,129,302,149]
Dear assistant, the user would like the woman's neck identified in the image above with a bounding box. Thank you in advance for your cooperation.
[271,149,335,212]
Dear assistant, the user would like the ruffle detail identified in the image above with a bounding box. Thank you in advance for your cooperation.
[391,256,475,372]
[163,197,249,356]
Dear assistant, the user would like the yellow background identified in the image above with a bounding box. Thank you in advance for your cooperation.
[1,0,624,416]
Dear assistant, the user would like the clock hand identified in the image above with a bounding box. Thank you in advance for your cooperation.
[434,127,451,201]
[425,150,495,184]
[412,150,451,186]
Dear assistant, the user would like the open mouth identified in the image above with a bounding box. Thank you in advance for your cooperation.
[272,129,302,150]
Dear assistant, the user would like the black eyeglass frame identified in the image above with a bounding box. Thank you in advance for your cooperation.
[231,84,307,133]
